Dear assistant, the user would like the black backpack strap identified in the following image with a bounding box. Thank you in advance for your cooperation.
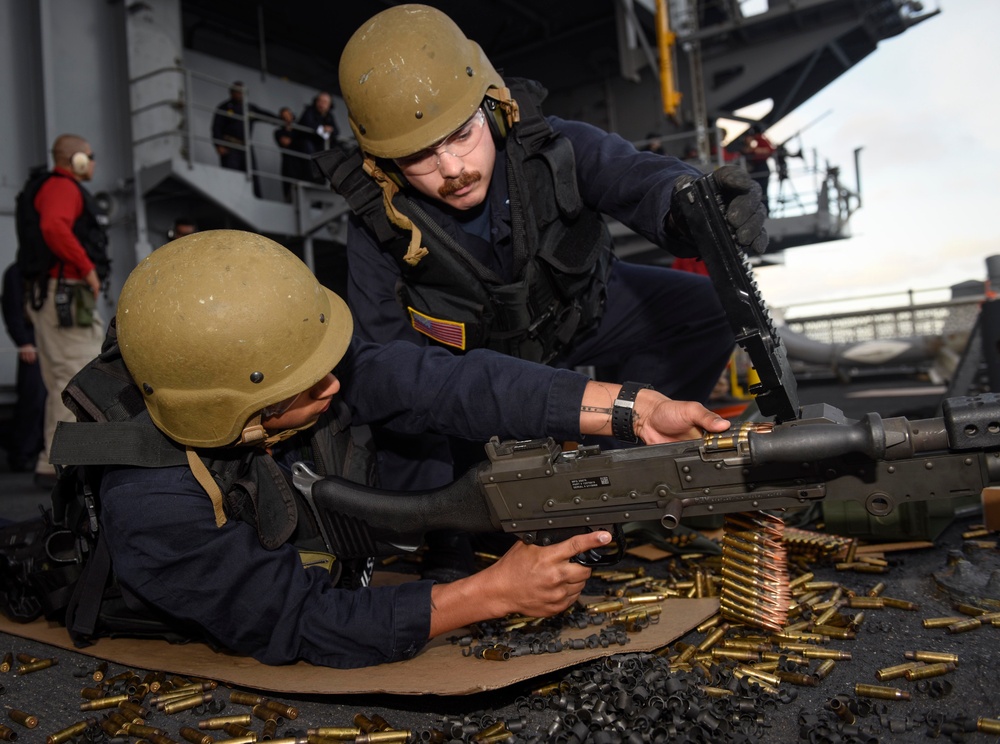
[50,421,188,468]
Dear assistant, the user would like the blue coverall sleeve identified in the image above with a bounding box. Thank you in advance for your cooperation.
[549,116,703,251]
[337,338,590,444]
[99,465,433,669]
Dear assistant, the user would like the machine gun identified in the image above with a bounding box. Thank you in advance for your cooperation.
[293,394,1000,565]
[291,171,997,564]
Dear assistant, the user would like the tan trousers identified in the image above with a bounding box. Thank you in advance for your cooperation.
[25,278,104,476]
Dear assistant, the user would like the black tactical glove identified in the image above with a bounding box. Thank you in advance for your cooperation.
[667,165,768,257]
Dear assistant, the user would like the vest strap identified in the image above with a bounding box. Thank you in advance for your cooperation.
[186,448,228,528]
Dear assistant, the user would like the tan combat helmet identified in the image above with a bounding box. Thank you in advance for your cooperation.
[116,230,353,449]
[339,3,510,160]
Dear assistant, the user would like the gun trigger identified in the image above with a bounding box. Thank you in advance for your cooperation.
[571,525,628,567]
[291,461,322,497]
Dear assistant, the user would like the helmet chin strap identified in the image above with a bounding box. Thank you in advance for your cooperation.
[237,412,313,449]
[187,412,320,529]
[363,156,428,266]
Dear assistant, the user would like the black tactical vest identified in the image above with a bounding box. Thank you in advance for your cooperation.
[43,323,376,644]
[323,79,613,364]
[15,169,111,284]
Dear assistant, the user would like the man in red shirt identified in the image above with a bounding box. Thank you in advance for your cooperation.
[740,125,777,213]
[23,133,109,488]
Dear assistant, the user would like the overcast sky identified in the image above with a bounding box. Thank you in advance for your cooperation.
[739,0,999,314]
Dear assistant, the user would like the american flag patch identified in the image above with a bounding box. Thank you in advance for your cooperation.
[408,307,466,350]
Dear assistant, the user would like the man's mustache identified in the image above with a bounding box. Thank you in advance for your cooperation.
[439,170,481,197]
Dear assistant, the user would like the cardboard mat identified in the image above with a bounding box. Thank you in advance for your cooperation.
[0,598,718,696]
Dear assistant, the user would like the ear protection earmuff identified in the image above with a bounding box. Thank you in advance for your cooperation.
[70,151,91,176]
[483,86,520,141]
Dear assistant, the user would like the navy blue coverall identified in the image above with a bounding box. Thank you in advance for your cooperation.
[98,337,589,669]
[346,117,734,490]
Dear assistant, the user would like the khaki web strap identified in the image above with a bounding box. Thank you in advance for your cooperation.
[363,156,428,266]
[185,447,227,528]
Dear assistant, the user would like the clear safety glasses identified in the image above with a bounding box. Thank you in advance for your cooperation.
[394,109,487,175]
[261,390,304,419]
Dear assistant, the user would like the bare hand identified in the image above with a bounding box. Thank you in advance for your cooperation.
[428,531,612,637]
[17,345,37,365]
[633,390,731,444]
[84,269,101,298]
[480,531,611,618]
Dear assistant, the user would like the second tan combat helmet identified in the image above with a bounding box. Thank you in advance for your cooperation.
[116,230,353,448]
[339,4,508,159]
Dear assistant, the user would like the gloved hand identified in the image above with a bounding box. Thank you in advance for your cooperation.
[667,165,768,256]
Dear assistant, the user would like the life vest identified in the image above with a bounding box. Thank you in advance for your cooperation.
[33,322,376,645]
[319,79,613,364]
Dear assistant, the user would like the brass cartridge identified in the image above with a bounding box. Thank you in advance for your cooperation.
[905,662,956,680]
[922,616,964,629]
[696,615,722,634]
[251,703,279,722]
[122,723,166,738]
[876,662,922,681]
[163,693,213,715]
[586,600,625,614]
[810,625,856,640]
[954,603,988,616]
[91,661,108,682]
[696,624,730,652]
[846,597,884,609]
[904,650,959,664]
[199,715,253,730]
[222,722,254,737]
[946,617,982,634]
[98,719,122,738]
[481,646,512,661]
[355,732,413,744]
[7,710,38,729]
[46,718,96,744]
[881,597,919,611]
[80,694,130,711]
[812,605,839,628]
[0,653,10,673]
[802,648,852,660]
[866,582,886,597]
[978,718,1000,735]
[711,648,761,662]
[229,691,264,706]
[854,683,911,700]
[788,572,815,590]
[261,719,278,740]
[179,726,216,744]
[813,659,835,680]
[16,658,55,675]
[306,728,362,740]
[735,666,781,686]
[776,671,817,686]
[263,700,299,720]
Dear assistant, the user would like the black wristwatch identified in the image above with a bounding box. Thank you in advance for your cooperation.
[612,381,654,443]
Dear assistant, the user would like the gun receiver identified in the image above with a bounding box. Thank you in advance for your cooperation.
[295,394,1000,564]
